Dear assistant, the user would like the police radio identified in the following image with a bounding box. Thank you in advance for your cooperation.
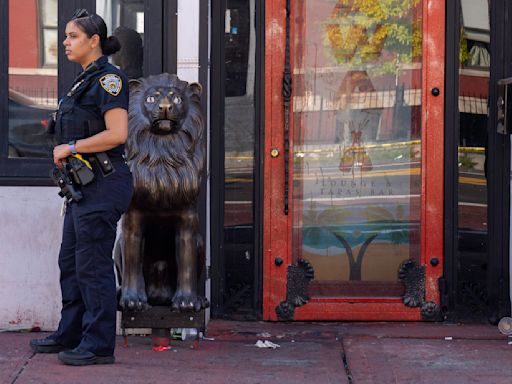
[50,155,95,203]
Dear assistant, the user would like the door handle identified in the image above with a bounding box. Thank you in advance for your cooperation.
[497,77,512,134]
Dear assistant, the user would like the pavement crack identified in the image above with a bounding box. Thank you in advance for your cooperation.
[11,351,36,384]
[340,337,354,384]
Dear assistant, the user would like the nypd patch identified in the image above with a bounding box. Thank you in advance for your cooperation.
[99,74,122,96]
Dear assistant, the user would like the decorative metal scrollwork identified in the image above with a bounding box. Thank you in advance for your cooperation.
[276,259,315,321]
[421,301,441,321]
[398,259,441,321]
[282,0,292,215]
[398,259,425,307]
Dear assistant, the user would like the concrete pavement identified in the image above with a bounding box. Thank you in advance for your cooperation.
[1,320,511,384]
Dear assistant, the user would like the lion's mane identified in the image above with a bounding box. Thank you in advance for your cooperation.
[126,73,205,209]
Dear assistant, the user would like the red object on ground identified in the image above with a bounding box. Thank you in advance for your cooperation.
[151,336,170,348]
[152,345,172,352]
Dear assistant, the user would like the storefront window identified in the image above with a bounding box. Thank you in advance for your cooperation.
[8,0,57,159]
[96,0,144,79]
[40,0,58,67]
[292,0,422,296]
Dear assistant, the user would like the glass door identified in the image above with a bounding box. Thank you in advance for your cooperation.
[264,0,445,321]
[455,0,489,320]
[210,0,263,319]
[445,0,512,323]
[222,0,260,318]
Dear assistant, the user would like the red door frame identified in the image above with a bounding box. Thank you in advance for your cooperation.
[263,0,445,321]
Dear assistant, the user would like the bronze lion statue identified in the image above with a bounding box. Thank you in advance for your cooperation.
[117,73,208,312]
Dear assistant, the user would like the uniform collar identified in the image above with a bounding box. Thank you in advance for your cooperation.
[83,55,108,73]
[95,55,109,66]
[68,56,107,97]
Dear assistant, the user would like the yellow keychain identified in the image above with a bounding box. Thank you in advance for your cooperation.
[71,153,92,170]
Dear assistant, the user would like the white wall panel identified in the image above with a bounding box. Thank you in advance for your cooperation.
[0,188,63,331]
[177,0,200,82]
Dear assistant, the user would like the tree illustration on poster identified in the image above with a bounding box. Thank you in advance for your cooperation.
[323,0,422,74]
[302,202,410,281]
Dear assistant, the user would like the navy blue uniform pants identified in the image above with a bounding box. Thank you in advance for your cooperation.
[51,161,133,356]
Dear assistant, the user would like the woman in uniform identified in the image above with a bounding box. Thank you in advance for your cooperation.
[30,9,133,366]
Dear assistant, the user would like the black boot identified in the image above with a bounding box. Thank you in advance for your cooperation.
[58,348,115,366]
[30,337,69,353]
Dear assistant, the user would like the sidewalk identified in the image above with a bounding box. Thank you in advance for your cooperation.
[1,320,511,384]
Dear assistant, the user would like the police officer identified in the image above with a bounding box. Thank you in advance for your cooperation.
[30,9,133,366]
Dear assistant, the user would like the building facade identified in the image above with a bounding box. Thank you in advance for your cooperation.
[0,0,509,329]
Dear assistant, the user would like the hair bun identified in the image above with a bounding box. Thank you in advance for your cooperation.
[102,35,122,55]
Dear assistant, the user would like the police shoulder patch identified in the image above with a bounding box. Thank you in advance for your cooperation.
[99,74,122,96]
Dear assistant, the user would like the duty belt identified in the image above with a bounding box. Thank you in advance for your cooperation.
[83,152,117,177]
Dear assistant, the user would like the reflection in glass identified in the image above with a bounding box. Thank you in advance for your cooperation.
[8,0,57,158]
[41,0,58,27]
[96,0,144,79]
[223,0,257,316]
[42,29,58,67]
[292,0,422,296]
[457,0,489,317]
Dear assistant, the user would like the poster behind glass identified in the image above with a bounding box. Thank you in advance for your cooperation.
[292,0,423,295]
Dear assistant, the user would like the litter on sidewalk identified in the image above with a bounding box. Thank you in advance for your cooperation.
[255,340,281,349]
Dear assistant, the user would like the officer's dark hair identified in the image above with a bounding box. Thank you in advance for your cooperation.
[70,9,121,56]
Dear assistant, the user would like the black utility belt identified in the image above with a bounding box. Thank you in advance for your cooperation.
[49,155,94,203]
[82,152,118,177]
[50,152,119,203]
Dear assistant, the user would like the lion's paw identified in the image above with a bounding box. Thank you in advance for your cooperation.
[171,291,209,312]
[119,288,150,311]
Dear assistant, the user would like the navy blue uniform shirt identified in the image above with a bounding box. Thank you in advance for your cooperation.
[56,55,129,158]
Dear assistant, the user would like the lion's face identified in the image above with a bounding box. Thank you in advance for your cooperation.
[129,74,203,151]
[126,73,205,208]
[142,85,189,135]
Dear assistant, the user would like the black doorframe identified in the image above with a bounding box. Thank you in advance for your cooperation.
[210,0,227,318]
[441,0,460,319]
[163,0,178,75]
[253,0,265,320]
[197,0,209,305]
[143,0,164,75]
[486,0,511,323]
[443,0,511,322]
[210,0,264,319]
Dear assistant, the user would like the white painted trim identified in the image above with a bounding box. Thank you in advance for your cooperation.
[459,68,490,78]
[9,67,57,76]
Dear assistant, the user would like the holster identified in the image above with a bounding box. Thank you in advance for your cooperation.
[89,152,116,177]
[66,157,95,186]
